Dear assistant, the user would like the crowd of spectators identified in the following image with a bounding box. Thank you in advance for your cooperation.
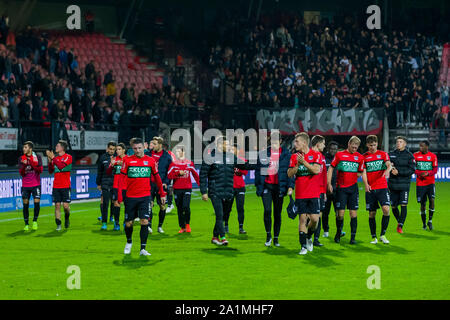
[0,25,207,145]
[206,13,449,132]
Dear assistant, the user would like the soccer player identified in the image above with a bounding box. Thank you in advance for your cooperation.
[96,141,116,230]
[200,136,255,246]
[167,146,200,233]
[19,141,43,231]
[121,138,166,255]
[163,142,176,213]
[222,144,248,235]
[149,136,172,234]
[327,136,364,244]
[287,132,321,255]
[255,132,293,247]
[311,135,326,247]
[47,140,72,231]
[107,142,127,231]
[388,136,415,233]
[322,141,346,238]
[414,141,438,230]
[362,135,392,244]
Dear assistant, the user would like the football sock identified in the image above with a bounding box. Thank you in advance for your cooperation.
[420,211,426,225]
[55,218,61,226]
[266,232,271,242]
[158,210,166,227]
[23,203,29,225]
[381,215,390,236]
[428,208,434,222]
[140,225,149,250]
[392,207,400,222]
[350,217,357,240]
[314,217,321,241]
[64,208,70,221]
[125,225,133,244]
[113,206,120,224]
[33,202,40,221]
[336,217,343,235]
[299,231,306,248]
[369,217,376,238]
[307,227,315,239]
[399,206,407,226]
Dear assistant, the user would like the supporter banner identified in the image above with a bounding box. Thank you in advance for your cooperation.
[0,128,18,150]
[256,107,384,135]
[67,130,82,150]
[83,131,118,150]
[0,167,100,213]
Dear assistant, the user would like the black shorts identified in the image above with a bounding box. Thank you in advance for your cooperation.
[124,196,151,221]
[320,193,326,211]
[22,186,41,200]
[365,188,390,211]
[295,198,321,215]
[335,184,359,211]
[151,183,167,205]
[52,188,71,203]
[417,184,435,204]
[389,189,409,207]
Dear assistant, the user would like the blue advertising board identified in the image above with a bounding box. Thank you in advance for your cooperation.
[0,167,100,212]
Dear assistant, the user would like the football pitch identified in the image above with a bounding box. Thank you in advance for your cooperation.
[1,183,449,300]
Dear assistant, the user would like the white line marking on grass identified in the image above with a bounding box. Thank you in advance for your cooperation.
[0,209,90,223]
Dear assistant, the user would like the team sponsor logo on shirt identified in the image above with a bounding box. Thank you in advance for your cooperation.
[416,161,432,171]
[336,160,359,172]
[296,164,313,176]
[365,160,386,172]
[127,166,151,178]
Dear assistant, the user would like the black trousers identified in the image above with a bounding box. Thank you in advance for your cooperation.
[210,196,233,238]
[261,184,284,238]
[223,187,245,226]
[174,188,192,228]
[101,188,114,223]
[322,193,337,232]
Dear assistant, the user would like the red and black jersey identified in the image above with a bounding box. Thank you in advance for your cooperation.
[19,153,43,188]
[363,150,390,190]
[107,155,127,189]
[121,155,166,198]
[289,149,322,199]
[316,152,327,194]
[49,153,72,189]
[331,150,364,188]
[414,151,438,186]
[167,159,200,189]
[265,147,281,185]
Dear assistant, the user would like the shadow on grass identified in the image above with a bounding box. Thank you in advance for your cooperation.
[175,233,202,240]
[429,230,450,237]
[202,247,242,257]
[340,241,412,255]
[113,256,164,269]
[6,230,35,238]
[91,230,123,236]
[300,252,341,268]
[149,233,172,241]
[400,232,439,241]
[227,233,252,241]
[35,230,68,237]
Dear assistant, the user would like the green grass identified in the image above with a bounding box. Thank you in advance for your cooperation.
[0,183,449,300]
